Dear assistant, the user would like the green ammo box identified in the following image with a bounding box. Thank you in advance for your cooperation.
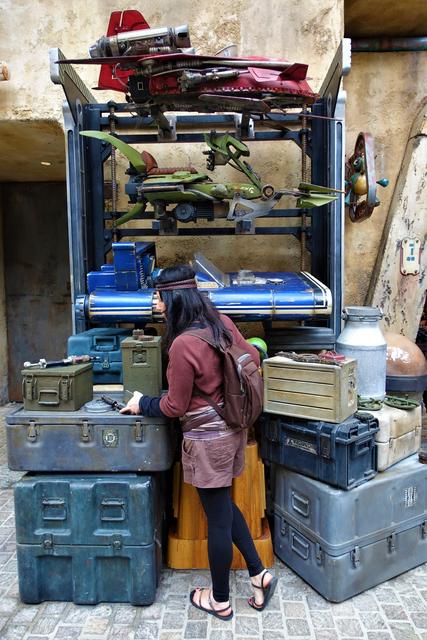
[21,364,93,411]
[121,334,162,396]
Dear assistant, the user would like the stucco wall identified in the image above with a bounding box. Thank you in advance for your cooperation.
[0,0,343,121]
[0,0,345,278]
[343,51,427,306]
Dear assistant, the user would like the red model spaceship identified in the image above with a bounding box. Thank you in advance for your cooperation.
[60,9,317,114]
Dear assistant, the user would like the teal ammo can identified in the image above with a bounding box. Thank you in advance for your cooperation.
[14,473,163,605]
[21,363,93,411]
[121,332,162,396]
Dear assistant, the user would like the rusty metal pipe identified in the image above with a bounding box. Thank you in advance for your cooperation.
[351,38,427,53]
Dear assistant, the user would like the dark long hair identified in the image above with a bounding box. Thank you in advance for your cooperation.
[154,264,231,348]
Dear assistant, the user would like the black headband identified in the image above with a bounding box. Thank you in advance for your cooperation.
[155,278,197,291]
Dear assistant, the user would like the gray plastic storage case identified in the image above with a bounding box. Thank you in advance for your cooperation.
[6,393,176,472]
[273,455,427,602]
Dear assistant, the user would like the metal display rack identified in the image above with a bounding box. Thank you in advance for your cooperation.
[50,39,351,350]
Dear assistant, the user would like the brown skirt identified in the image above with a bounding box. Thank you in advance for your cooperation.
[181,429,248,488]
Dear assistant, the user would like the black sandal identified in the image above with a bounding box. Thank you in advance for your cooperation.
[190,588,234,621]
[248,570,278,611]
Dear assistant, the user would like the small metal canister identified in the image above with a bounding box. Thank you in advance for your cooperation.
[121,332,162,396]
[336,306,387,400]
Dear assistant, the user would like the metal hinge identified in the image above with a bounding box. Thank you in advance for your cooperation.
[422,521,427,538]
[27,421,38,442]
[315,543,324,565]
[80,420,92,442]
[387,533,396,553]
[43,533,54,550]
[134,420,143,442]
[350,546,360,568]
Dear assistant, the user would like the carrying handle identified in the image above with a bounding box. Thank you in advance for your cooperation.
[42,498,67,521]
[291,491,310,518]
[38,389,60,406]
[100,498,126,522]
[94,336,118,351]
[290,531,310,560]
[351,437,373,459]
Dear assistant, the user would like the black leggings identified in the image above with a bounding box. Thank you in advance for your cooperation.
[197,486,264,603]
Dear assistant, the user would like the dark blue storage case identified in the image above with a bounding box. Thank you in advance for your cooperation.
[260,412,379,490]
[273,454,427,602]
[14,474,163,605]
[67,328,132,383]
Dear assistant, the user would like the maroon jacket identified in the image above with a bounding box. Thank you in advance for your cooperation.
[159,314,260,418]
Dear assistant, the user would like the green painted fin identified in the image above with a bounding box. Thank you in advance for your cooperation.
[115,202,146,226]
[80,131,146,172]
[298,182,343,194]
[297,193,338,208]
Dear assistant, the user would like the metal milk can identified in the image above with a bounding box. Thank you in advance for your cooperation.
[336,306,386,400]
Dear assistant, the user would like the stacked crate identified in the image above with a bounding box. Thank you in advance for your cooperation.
[260,354,427,601]
[7,333,176,606]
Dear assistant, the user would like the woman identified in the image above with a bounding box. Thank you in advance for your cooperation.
[120,264,277,620]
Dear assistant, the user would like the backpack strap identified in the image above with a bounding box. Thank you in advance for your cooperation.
[183,329,221,349]
[182,329,228,420]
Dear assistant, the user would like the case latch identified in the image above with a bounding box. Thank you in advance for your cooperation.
[134,420,144,442]
[387,532,396,552]
[59,377,71,401]
[319,435,331,459]
[112,535,123,551]
[80,420,92,442]
[23,375,35,400]
[27,421,38,442]
[350,546,360,568]
[315,543,324,565]
[421,521,427,538]
[280,517,287,537]
[42,533,54,550]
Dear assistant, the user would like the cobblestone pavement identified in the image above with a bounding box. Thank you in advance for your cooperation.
[1,404,427,640]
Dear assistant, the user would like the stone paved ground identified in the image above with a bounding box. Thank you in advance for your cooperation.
[1,404,427,640]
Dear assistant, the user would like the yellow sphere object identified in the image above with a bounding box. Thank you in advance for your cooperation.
[353,173,368,196]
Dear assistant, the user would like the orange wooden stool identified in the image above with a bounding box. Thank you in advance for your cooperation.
[167,439,274,569]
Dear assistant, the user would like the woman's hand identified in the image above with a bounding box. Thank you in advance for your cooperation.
[119,391,143,415]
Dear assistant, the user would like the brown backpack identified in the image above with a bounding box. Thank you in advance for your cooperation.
[185,329,264,430]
